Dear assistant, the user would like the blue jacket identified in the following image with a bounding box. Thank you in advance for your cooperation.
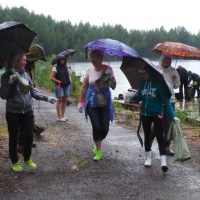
[85,86,114,121]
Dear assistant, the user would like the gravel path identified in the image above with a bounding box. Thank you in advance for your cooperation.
[0,88,200,200]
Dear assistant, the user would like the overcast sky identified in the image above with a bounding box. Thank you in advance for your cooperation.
[1,0,200,34]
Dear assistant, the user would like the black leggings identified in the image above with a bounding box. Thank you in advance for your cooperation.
[87,104,109,142]
[142,115,166,155]
[6,111,34,163]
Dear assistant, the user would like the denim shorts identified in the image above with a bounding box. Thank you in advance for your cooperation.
[54,84,70,97]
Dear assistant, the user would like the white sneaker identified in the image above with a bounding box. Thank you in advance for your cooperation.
[58,118,66,122]
[64,117,68,121]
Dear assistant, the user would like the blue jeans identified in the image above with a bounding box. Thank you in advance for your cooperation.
[87,103,109,142]
[6,111,34,163]
[54,84,70,97]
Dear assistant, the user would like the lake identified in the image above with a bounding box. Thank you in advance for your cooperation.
[69,59,200,99]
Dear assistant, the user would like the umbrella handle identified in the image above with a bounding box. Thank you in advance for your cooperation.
[85,47,88,59]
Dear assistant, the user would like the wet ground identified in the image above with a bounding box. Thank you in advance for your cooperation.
[0,88,200,200]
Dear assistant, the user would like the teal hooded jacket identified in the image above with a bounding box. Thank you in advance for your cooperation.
[135,67,175,118]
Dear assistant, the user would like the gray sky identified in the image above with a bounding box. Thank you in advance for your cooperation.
[1,0,200,34]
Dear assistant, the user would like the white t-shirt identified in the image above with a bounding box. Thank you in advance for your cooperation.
[84,65,114,87]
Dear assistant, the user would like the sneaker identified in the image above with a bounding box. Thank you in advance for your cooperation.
[58,118,66,122]
[64,117,68,121]
[93,146,98,155]
[24,159,37,169]
[11,162,24,172]
[93,150,103,161]
[166,148,174,156]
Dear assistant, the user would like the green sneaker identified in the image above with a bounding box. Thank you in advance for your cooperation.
[24,159,37,169]
[93,146,98,155]
[11,162,24,172]
[93,150,103,161]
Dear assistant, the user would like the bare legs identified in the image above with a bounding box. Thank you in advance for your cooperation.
[95,141,102,151]
[56,96,68,120]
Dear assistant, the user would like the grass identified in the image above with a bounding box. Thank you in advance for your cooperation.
[66,151,88,169]
[175,109,200,127]
[0,125,7,133]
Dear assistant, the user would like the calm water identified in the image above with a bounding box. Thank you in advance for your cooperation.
[69,59,200,99]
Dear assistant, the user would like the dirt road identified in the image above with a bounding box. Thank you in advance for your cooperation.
[0,88,200,200]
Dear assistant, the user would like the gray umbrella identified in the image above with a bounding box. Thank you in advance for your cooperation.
[0,21,37,68]
[120,56,172,99]
[52,49,77,65]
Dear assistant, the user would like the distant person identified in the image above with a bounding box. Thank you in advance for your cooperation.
[133,66,179,172]
[50,54,71,122]
[176,66,189,101]
[0,52,57,172]
[153,52,180,156]
[78,49,116,161]
[65,54,73,106]
[188,71,200,98]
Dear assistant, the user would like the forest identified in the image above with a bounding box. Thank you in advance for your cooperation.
[1,5,200,61]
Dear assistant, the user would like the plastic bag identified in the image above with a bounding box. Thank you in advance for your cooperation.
[167,121,191,162]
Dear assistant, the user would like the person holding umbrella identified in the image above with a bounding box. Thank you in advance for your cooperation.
[65,53,73,106]
[0,51,57,172]
[17,45,47,154]
[78,49,116,161]
[50,54,71,121]
[134,66,179,172]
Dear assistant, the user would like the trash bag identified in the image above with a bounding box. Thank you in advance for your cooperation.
[167,121,191,162]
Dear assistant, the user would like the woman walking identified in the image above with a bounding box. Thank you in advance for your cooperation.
[78,49,116,161]
[134,66,179,172]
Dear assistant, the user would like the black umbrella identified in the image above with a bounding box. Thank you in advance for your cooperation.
[0,21,37,68]
[120,56,172,99]
[52,49,77,65]
[137,116,143,148]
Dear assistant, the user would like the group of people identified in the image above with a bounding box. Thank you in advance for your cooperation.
[77,50,181,173]
[0,47,183,173]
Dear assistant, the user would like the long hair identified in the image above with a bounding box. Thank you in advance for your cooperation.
[7,51,25,69]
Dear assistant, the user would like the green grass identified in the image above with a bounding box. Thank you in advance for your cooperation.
[66,151,88,169]
[0,125,7,133]
[175,108,200,127]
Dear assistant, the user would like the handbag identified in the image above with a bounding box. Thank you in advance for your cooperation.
[96,93,108,107]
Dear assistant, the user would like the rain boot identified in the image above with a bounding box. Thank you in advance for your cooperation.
[161,155,168,172]
[144,151,152,167]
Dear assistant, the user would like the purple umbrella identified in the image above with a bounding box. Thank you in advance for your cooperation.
[84,38,139,58]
